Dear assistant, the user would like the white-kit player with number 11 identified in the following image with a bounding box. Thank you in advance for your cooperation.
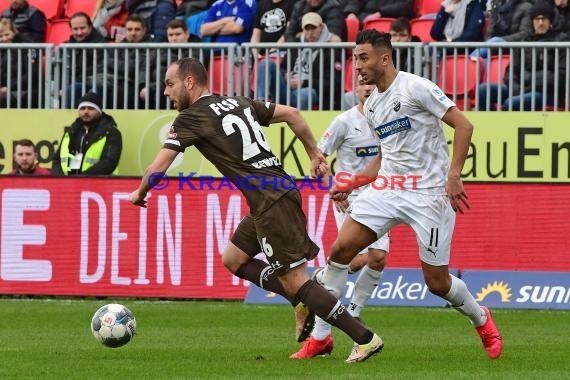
[320,30,503,362]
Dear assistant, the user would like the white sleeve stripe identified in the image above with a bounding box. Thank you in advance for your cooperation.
[164,139,181,146]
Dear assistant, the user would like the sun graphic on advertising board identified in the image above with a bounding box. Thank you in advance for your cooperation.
[476,281,512,302]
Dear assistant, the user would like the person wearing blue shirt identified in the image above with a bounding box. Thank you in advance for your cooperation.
[200,0,256,44]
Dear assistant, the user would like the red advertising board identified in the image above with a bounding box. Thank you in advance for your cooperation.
[0,177,568,299]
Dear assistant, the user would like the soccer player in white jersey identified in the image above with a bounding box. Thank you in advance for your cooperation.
[320,29,503,362]
[291,76,390,359]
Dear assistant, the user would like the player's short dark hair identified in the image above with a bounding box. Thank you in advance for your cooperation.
[69,12,93,27]
[166,19,188,32]
[356,29,393,51]
[14,139,35,150]
[174,57,208,86]
[390,17,411,34]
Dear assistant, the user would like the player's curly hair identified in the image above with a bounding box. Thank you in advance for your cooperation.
[174,57,208,86]
[356,29,393,51]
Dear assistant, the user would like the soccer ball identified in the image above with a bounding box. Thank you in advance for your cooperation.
[91,304,136,348]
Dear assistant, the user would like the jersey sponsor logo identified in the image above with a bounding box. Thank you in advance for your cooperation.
[168,126,177,139]
[355,145,379,157]
[251,156,281,169]
[374,117,411,139]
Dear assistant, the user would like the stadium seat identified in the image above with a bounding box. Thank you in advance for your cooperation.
[28,0,64,20]
[437,56,483,110]
[345,56,355,93]
[483,55,510,84]
[410,18,435,42]
[362,18,395,33]
[65,0,99,19]
[414,0,442,18]
[209,55,248,97]
[0,0,9,13]
[345,16,360,43]
[45,19,71,45]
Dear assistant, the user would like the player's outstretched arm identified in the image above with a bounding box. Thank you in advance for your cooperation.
[441,106,474,214]
[129,148,178,208]
[331,154,381,202]
[270,104,328,177]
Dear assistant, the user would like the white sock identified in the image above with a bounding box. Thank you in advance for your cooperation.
[321,261,350,299]
[311,316,332,341]
[350,265,383,314]
[443,274,486,326]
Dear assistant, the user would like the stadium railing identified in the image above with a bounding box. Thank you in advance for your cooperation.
[1,42,569,112]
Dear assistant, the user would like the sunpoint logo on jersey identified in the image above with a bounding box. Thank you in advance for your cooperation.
[463,271,570,310]
[146,172,423,191]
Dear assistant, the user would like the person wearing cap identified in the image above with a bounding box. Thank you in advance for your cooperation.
[284,0,345,42]
[255,12,343,110]
[477,1,568,110]
[51,92,122,176]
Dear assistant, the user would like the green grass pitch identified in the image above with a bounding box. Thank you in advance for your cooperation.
[0,298,568,380]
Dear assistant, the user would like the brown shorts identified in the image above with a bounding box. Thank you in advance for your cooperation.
[231,190,319,276]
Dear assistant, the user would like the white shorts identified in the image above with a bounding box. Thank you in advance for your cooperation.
[349,187,455,266]
[333,202,390,253]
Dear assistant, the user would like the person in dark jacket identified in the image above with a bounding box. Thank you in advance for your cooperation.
[1,0,45,42]
[127,0,176,42]
[344,0,414,28]
[63,12,108,109]
[0,17,40,108]
[284,0,346,42]
[52,92,122,176]
[477,1,568,110]
[430,0,485,42]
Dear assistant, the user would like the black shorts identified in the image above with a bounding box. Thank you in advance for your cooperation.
[231,190,319,276]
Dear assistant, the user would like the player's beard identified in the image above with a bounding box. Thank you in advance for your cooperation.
[175,91,191,111]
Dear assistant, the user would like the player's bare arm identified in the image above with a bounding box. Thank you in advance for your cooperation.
[129,148,178,207]
[441,106,474,214]
[270,104,328,177]
[330,153,381,201]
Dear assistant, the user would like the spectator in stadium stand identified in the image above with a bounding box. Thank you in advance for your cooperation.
[0,18,39,108]
[0,0,45,43]
[470,0,533,62]
[249,0,294,59]
[9,139,50,175]
[52,92,122,176]
[389,17,421,72]
[199,0,256,44]
[139,18,206,108]
[430,0,486,43]
[63,12,107,109]
[551,0,570,37]
[92,0,129,41]
[110,14,155,108]
[344,0,414,29]
[283,0,346,42]
[127,0,176,42]
[256,12,343,110]
[477,1,568,110]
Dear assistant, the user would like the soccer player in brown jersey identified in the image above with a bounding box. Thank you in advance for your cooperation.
[129,57,383,362]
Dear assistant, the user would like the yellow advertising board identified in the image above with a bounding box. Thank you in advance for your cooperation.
[0,109,569,182]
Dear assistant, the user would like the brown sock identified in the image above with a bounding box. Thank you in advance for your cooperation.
[293,280,373,344]
[234,258,293,304]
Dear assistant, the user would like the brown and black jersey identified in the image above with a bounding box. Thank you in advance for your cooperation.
[164,95,295,215]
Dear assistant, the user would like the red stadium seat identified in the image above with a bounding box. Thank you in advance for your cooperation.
[437,56,483,110]
[345,16,360,43]
[483,55,510,84]
[28,0,64,20]
[362,18,395,33]
[209,55,248,96]
[414,0,442,18]
[345,56,355,93]
[410,18,435,42]
[65,0,99,19]
[0,0,9,13]
[45,19,71,45]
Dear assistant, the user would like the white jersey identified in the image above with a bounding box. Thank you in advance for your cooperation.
[364,71,454,193]
[318,106,379,198]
